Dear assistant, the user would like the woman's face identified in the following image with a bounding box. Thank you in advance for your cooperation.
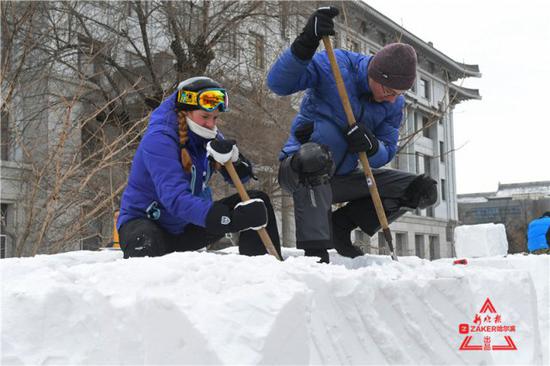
[187,109,220,130]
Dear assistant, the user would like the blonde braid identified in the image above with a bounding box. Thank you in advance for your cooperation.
[176,110,193,172]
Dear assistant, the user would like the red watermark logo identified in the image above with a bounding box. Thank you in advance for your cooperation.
[458,298,517,351]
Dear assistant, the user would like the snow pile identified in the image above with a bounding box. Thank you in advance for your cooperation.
[458,255,549,363]
[2,249,548,365]
[454,223,509,257]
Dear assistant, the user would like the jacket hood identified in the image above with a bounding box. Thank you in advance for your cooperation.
[149,92,179,132]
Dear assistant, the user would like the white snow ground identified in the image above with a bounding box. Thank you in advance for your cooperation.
[1,249,548,365]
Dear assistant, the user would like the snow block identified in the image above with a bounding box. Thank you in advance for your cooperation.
[1,250,546,365]
[454,223,509,258]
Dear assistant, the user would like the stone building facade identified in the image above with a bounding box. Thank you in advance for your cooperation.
[1,1,480,258]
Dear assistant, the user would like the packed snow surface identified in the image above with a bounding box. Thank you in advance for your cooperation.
[454,223,509,258]
[1,249,548,365]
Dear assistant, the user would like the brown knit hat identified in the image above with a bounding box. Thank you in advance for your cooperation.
[368,43,417,90]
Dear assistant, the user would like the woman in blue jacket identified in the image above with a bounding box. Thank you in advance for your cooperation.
[117,77,281,259]
[267,7,437,263]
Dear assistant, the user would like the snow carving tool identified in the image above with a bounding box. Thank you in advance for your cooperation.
[322,36,398,261]
[223,162,282,261]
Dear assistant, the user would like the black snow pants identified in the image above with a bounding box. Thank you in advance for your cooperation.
[279,159,437,250]
[119,190,282,259]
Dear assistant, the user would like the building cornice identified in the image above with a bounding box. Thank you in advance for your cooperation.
[449,83,481,103]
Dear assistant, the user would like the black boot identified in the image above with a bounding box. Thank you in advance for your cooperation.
[332,208,364,258]
[401,174,438,209]
[304,248,330,263]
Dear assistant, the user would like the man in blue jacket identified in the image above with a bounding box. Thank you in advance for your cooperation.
[267,7,437,263]
[527,212,550,254]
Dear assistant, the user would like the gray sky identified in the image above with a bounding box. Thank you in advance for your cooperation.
[366,0,550,194]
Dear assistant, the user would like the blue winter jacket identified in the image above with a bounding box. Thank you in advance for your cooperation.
[527,216,550,252]
[267,48,405,175]
[117,92,215,235]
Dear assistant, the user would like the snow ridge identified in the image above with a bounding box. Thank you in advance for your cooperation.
[1,250,547,365]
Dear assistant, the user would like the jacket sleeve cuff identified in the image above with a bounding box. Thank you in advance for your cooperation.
[367,140,390,168]
[196,201,214,228]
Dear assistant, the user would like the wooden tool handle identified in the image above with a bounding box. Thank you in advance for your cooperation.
[224,162,282,261]
[322,37,397,261]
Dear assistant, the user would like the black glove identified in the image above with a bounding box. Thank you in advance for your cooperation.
[220,153,257,182]
[294,122,314,144]
[290,142,334,186]
[205,199,267,234]
[291,6,339,60]
[206,139,239,164]
[345,123,379,156]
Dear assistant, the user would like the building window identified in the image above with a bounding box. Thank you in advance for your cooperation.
[429,235,440,260]
[347,37,361,53]
[249,32,264,69]
[360,21,368,34]
[415,234,425,258]
[446,222,455,243]
[424,155,432,176]
[441,179,446,201]
[415,152,421,174]
[378,232,388,255]
[1,111,8,160]
[333,34,341,49]
[422,116,431,138]
[396,233,407,256]
[420,78,430,100]
[0,235,5,259]
[427,206,434,217]
[411,80,417,94]
[440,141,445,163]
[279,2,289,40]
[428,61,435,74]
[0,204,7,259]
[353,229,368,249]
[1,204,7,231]
[391,153,401,170]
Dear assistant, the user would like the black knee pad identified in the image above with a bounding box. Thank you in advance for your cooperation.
[119,219,167,258]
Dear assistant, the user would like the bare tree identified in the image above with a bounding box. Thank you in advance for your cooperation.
[2,1,300,255]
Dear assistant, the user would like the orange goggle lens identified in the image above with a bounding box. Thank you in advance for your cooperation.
[199,89,227,111]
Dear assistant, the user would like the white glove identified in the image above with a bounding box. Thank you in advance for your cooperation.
[206,139,239,164]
